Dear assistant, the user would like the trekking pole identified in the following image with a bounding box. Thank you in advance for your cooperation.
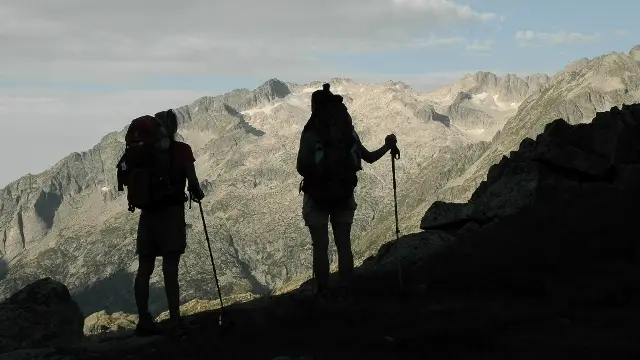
[390,146,403,293]
[195,198,225,325]
[391,149,400,242]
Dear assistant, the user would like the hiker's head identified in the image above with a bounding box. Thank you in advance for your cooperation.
[155,109,179,138]
[311,83,333,112]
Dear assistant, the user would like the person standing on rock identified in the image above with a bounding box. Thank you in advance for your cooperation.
[117,109,205,335]
[296,83,399,299]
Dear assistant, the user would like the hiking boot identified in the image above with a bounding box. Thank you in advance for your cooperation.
[135,313,161,337]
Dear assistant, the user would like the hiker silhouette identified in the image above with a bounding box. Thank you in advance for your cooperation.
[117,109,205,336]
[297,83,399,298]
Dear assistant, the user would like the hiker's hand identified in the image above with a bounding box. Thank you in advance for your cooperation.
[385,134,400,159]
[391,145,400,159]
[190,187,205,202]
[385,134,397,149]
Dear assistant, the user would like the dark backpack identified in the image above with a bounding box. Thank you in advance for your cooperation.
[299,96,362,210]
[116,114,178,212]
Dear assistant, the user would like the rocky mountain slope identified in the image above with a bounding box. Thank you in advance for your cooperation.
[1,45,639,318]
[421,71,551,140]
[4,103,640,360]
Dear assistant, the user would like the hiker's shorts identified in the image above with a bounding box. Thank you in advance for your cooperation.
[136,205,187,258]
[302,193,357,227]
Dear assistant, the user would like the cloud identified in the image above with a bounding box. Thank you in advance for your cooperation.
[407,34,467,48]
[466,39,493,51]
[615,30,628,37]
[515,30,600,45]
[0,0,499,83]
[391,0,496,21]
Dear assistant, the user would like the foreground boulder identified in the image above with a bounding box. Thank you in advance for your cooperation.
[421,103,640,230]
[0,277,84,353]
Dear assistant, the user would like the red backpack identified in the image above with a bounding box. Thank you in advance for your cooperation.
[116,115,176,212]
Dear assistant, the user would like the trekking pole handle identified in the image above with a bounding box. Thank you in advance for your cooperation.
[391,145,400,160]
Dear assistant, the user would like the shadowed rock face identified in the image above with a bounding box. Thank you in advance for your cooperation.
[421,103,640,231]
[0,277,84,354]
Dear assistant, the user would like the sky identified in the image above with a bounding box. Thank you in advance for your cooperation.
[0,0,638,188]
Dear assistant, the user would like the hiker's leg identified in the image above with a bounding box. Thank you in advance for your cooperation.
[309,224,330,293]
[152,205,186,325]
[135,210,159,320]
[331,222,354,285]
[330,196,357,286]
[302,194,331,293]
[162,252,182,322]
[134,255,156,318]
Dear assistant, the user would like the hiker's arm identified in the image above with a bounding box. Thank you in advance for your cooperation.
[186,162,205,200]
[182,145,204,200]
[360,144,390,164]
[360,134,398,164]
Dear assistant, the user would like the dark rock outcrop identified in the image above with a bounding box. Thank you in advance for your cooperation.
[421,103,640,231]
[0,277,84,353]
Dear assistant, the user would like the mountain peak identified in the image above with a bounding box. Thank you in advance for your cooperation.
[472,71,499,81]
[328,77,354,85]
[381,79,413,90]
[254,78,291,101]
[561,57,590,74]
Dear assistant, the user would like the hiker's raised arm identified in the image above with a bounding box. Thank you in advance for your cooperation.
[360,134,397,164]
[360,144,388,164]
